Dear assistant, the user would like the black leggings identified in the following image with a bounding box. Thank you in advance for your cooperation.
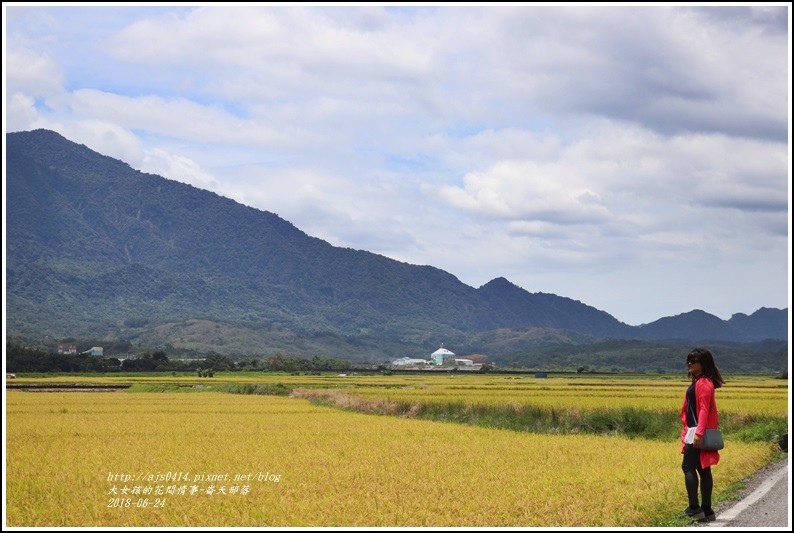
[682,444,713,512]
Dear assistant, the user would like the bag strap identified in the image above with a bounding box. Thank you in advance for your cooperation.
[688,382,698,425]
[688,400,698,425]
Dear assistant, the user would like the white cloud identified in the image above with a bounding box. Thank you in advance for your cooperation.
[5,92,41,132]
[46,120,146,167]
[141,148,219,191]
[4,47,65,97]
[60,89,291,148]
[438,159,609,223]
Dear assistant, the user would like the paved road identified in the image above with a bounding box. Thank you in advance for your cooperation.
[706,455,789,529]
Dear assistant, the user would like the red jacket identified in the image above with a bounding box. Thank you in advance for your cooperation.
[680,376,720,468]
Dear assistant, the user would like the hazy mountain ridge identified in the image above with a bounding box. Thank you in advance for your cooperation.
[5,130,788,363]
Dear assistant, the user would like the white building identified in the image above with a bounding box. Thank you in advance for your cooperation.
[392,357,430,366]
[431,345,456,365]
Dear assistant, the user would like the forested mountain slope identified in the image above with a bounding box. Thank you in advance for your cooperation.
[5,129,787,365]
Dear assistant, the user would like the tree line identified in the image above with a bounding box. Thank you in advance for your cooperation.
[5,343,353,374]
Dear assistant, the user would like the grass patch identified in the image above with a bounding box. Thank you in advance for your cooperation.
[293,389,787,443]
[728,418,788,444]
[214,382,293,396]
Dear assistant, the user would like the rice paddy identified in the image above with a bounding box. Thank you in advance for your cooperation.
[4,372,786,526]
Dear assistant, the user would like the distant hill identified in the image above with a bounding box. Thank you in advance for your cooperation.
[4,129,788,368]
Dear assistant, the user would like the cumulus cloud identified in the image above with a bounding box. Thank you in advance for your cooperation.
[438,160,609,223]
[4,47,65,97]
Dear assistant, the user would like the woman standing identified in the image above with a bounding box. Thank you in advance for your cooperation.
[680,347,726,522]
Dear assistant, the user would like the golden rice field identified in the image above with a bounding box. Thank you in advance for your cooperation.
[4,373,786,527]
[308,374,788,418]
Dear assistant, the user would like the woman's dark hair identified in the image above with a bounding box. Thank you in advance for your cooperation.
[687,347,725,388]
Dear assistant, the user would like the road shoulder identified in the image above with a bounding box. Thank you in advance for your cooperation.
[706,455,789,528]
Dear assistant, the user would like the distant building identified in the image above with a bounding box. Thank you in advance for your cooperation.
[392,357,430,366]
[454,358,474,366]
[83,346,103,356]
[456,354,488,364]
[431,344,456,366]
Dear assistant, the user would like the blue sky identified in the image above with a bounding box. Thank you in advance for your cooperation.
[3,3,791,326]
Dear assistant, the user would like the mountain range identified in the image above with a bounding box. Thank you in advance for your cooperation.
[4,129,788,370]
